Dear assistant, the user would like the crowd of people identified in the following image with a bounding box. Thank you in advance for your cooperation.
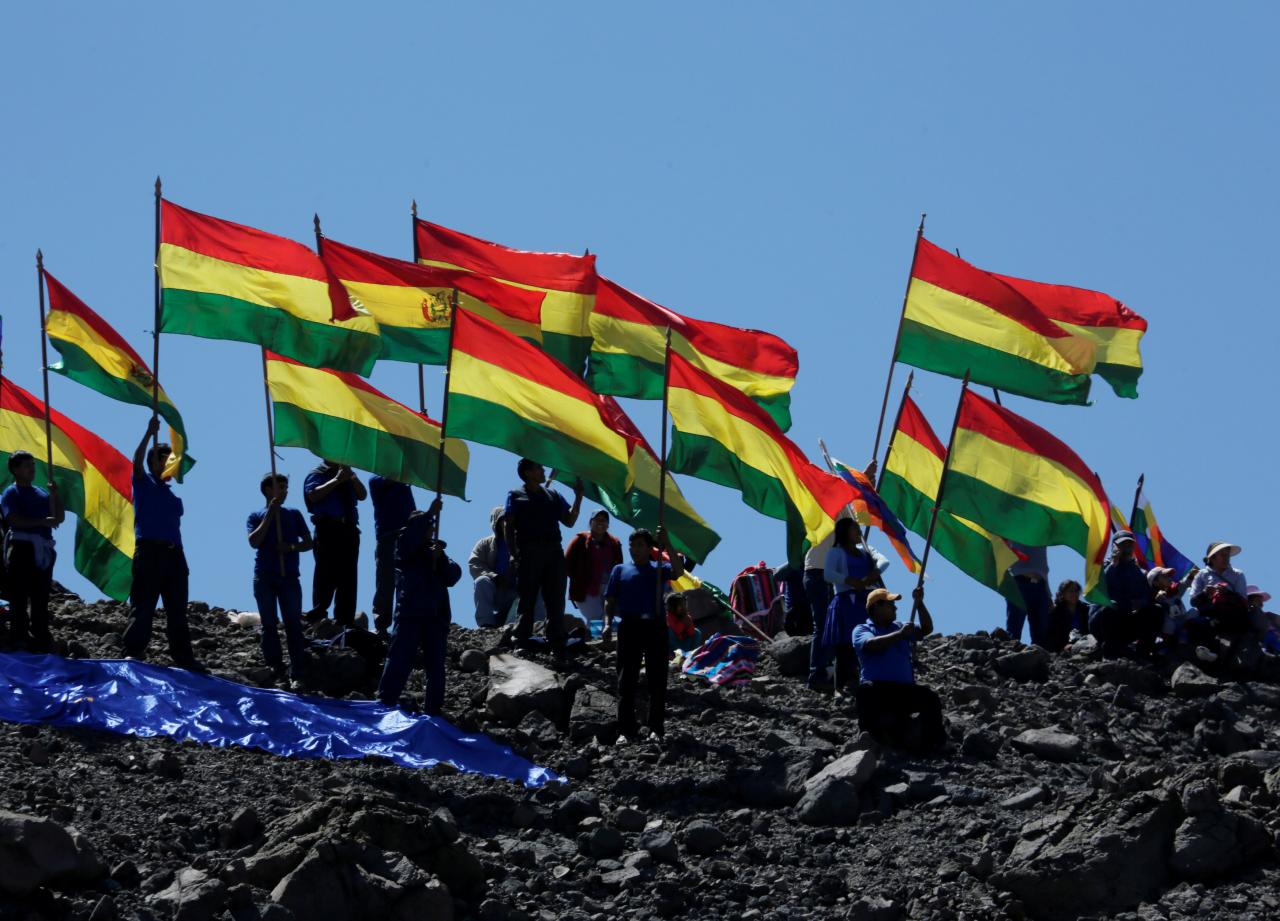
[2,425,1273,756]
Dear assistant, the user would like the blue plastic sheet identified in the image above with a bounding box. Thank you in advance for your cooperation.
[0,652,559,787]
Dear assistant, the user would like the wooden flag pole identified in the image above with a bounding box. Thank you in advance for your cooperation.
[1128,472,1145,533]
[912,370,970,623]
[259,347,287,577]
[817,437,874,560]
[869,214,926,474]
[151,177,163,457]
[35,251,54,476]
[875,370,914,492]
[412,199,427,413]
[431,289,459,538]
[655,327,673,621]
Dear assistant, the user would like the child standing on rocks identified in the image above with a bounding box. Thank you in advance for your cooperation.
[246,473,314,685]
[1,450,64,652]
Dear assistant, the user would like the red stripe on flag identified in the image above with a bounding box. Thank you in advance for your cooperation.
[414,219,596,293]
[991,273,1147,331]
[896,395,946,459]
[43,271,150,369]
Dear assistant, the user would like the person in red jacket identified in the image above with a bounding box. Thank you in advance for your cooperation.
[565,510,623,637]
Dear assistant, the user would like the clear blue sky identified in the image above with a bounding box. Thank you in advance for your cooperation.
[1,3,1276,633]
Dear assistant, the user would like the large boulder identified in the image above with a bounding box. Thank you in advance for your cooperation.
[732,752,820,808]
[486,654,565,726]
[1171,663,1220,699]
[1011,729,1084,763]
[765,634,811,678]
[795,777,861,826]
[569,685,618,742]
[804,748,879,793]
[0,810,104,896]
[1170,787,1272,881]
[1083,661,1166,696]
[994,646,1052,682]
[147,867,228,921]
[271,847,452,921]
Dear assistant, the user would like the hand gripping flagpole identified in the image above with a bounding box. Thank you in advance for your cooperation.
[432,289,459,540]
[869,214,925,476]
[655,327,673,622]
[912,370,970,624]
[35,251,54,477]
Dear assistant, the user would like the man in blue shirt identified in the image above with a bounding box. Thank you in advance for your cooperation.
[369,475,416,636]
[852,586,945,753]
[1,450,64,652]
[604,526,684,743]
[1005,543,1051,648]
[377,498,456,715]
[122,418,201,669]
[502,458,583,651]
[1088,530,1163,658]
[247,473,314,683]
[303,459,367,628]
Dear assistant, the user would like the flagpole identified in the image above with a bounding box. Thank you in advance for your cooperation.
[912,370,970,623]
[869,213,925,473]
[412,199,427,413]
[817,437,873,559]
[1128,472,1145,532]
[431,289,459,538]
[875,370,914,492]
[655,327,672,620]
[35,251,54,476]
[152,177,162,457]
[259,347,287,577]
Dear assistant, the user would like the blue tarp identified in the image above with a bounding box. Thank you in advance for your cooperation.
[0,652,559,788]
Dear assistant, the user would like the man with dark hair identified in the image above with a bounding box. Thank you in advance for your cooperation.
[377,498,455,715]
[503,458,583,650]
[1,450,64,651]
[247,473,313,684]
[369,475,415,636]
[566,509,622,637]
[303,459,366,627]
[605,527,684,743]
[122,418,201,669]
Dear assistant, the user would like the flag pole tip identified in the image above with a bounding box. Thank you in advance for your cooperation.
[36,248,43,262]
[411,199,418,217]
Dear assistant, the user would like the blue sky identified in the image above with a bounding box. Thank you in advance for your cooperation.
[1,3,1276,633]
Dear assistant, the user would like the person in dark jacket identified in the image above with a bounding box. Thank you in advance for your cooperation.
[565,510,623,637]
[1,450,64,652]
[1045,579,1084,651]
[377,499,456,714]
[369,475,415,635]
[246,473,313,684]
[1088,531,1163,657]
[303,460,366,627]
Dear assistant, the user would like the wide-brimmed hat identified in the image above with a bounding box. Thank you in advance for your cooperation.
[1112,530,1136,546]
[865,588,901,608]
[1204,541,1241,563]
[1247,585,1271,602]
[1146,566,1174,586]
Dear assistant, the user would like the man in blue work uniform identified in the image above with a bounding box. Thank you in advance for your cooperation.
[122,418,202,670]
[369,475,415,636]
[1,450,64,652]
[377,498,455,715]
[246,473,313,684]
[303,459,366,627]
[503,458,583,650]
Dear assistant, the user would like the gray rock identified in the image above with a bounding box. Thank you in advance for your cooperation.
[733,752,817,807]
[795,777,860,826]
[1181,779,1219,815]
[1012,729,1085,763]
[1171,808,1272,880]
[994,646,1052,681]
[459,649,488,673]
[961,728,1004,760]
[0,809,103,896]
[640,830,679,863]
[554,791,601,830]
[1083,661,1166,695]
[612,807,646,833]
[1000,786,1048,810]
[585,826,624,859]
[148,751,184,779]
[486,654,565,726]
[1171,663,1220,698]
[765,634,811,677]
[569,685,618,742]
[148,867,229,921]
[846,895,902,921]
[271,850,453,921]
[219,806,262,848]
[245,841,310,889]
[600,865,642,889]
[88,895,118,921]
[682,819,726,856]
[803,748,878,793]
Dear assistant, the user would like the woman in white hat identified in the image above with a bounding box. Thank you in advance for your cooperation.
[1189,541,1251,635]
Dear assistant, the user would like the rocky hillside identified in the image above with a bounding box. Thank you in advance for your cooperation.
[2,588,1280,921]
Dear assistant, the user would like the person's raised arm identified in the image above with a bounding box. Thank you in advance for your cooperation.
[657,526,684,580]
[306,470,345,506]
[349,467,368,502]
[247,499,280,548]
[133,417,161,479]
[559,478,584,528]
[913,586,934,637]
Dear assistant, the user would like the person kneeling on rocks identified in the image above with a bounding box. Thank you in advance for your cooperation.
[605,526,683,744]
[378,499,456,715]
[246,473,313,686]
[852,586,945,754]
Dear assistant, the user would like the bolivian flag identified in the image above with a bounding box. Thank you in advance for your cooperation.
[0,377,134,600]
[159,200,381,375]
[43,270,194,482]
[320,238,545,364]
[266,354,467,498]
[900,238,1097,404]
[879,393,1023,606]
[415,218,596,374]
[588,277,800,431]
[446,310,630,499]
[941,390,1110,600]
[991,272,1147,399]
[666,350,858,565]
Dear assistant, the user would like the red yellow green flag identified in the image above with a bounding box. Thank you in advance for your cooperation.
[941,390,1111,600]
[415,218,596,373]
[588,277,799,431]
[266,354,468,497]
[320,238,545,364]
[665,350,858,565]
[43,270,194,481]
[0,377,134,600]
[159,200,381,375]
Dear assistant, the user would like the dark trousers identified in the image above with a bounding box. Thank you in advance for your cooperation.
[372,536,396,634]
[378,614,449,715]
[311,519,360,626]
[1007,575,1052,647]
[123,542,194,664]
[617,617,669,737]
[1089,603,1164,657]
[833,643,858,690]
[514,542,566,644]
[5,542,53,651]
[804,568,834,685]
[253,572,308,677]
[856,680,946,751]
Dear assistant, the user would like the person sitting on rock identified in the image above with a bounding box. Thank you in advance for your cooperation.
[820,518,888,695]
[852,586,944,753]
[1045,579,1085,651]
[1148,565,1215,661]
[565,509,622,638]
[665,592,702,653]
[377,499,456,715]
[1,450,63,653]
[1088,530,1164,659]
[604,526,684,744]
[469,506,544,629]
[1190,542,1253,641]
[246,473,314,686]
[1247,586,1280,654]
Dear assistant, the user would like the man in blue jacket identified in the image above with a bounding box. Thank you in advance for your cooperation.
[377,498,457,715]
[1088,530,1163,658]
